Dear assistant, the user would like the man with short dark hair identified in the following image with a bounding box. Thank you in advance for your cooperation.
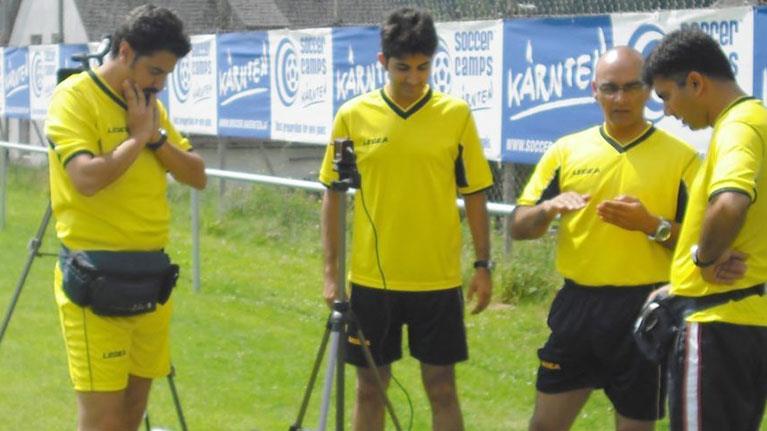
[644,28,767,430]
[512,46,700,431]
[45,4,206,430]
[319,7,493,431]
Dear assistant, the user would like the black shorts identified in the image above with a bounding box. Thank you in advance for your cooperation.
[668,321,767,431]
[345,283,468,367]
[536,279,665,421]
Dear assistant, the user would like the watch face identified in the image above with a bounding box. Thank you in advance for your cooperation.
[652,219,672,242]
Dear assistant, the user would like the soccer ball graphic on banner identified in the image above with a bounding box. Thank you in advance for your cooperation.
[431,38,452,94]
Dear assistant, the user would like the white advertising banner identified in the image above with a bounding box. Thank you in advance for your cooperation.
[269,28,333,144]
[28,45,59,120]
[612,6,754,153]
[0,49,5,118]
[168,34,218,135]
[435,20,504,161]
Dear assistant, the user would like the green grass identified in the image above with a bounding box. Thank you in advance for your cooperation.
[1,165,657,430]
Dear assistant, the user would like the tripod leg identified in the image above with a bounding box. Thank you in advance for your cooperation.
[167,365,189,431]
[336,321,345,431]
[317,324,340,431]
[0,202,52,348]
[290,316,332,431]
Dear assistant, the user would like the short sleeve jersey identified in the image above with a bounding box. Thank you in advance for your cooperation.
[671,97,767,326]
[319,87,493,291]
[518,124,700,286]
[45,70,192,251]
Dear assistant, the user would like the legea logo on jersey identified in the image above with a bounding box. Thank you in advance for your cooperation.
[335,44,385,102]
[219,44,269,106]
[506,28,607,122]
[172,55,191,103]
[628,24,666,122]
[275,38,299,106]
[431,37,452,94]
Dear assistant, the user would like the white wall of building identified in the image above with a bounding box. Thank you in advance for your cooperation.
[9,0,87,45]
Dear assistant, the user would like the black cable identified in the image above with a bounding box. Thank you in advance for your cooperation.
[357,185,414,431]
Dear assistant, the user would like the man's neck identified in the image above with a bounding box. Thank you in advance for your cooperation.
[706,82,748,127]
[604,120,650,145]
[384,84,423,109]
[95,60,127,97]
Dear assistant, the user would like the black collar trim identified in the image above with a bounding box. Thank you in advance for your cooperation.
[599,125,655,153]
[380,88,432,119]
[87,69,127,110]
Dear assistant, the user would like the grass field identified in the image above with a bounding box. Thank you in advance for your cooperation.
[1,164,658,430]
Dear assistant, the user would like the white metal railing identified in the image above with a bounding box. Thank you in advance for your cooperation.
[0,141,515,291]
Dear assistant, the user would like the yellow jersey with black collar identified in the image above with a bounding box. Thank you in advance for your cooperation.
[45,69,191,251]
[518,124,700,286]
[671,97,767,326]
[319,86,493,291]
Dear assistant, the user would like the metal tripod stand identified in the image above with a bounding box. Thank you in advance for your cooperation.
[0,38,188,431]
[290,140,402,431]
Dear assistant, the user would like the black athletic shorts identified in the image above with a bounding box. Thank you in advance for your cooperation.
[345,283,468,367]
[536,279,665,421]
[668,321,767,431]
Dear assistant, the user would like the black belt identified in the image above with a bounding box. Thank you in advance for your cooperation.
[676,283,766,314]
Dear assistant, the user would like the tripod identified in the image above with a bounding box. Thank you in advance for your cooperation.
[0,39,188,431]
[290,141,402,431]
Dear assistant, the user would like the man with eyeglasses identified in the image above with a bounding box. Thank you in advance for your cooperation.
[511,46,700,431]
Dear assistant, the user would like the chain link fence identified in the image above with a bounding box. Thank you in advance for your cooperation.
[387,0,723,20]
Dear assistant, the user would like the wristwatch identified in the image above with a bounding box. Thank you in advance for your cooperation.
[473,260,495,272]
[691,244,716,268]
[648,218,672,243]
[147,128,167,151]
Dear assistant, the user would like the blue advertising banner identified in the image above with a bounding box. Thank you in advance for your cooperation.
[4,47,30,119]
[332,26,386,115]
[59,43,89,69]
[217,32,271,138]
[501,16,612,163]
[754,6,767,104]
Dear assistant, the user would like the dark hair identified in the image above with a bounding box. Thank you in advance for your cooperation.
[642,28,734,86]
[380,7,438,60]
[111,4,191,59]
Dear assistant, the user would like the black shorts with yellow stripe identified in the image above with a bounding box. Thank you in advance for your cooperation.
[345,283,467,367]
[536,279,665,421]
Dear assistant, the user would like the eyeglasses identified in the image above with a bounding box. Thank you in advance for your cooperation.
[597,81,647,96]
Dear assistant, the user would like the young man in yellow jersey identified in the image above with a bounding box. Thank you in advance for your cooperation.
[511,47,700,431]
[319,7,493,431]
[644,29,767,430]
[45,5,206,430]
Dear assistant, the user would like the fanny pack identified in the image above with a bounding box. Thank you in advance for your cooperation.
[633,283,765,364]
[59,247,179,316]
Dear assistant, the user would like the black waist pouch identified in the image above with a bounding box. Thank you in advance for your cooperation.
[633,284,765,364]
[59,247,180,316]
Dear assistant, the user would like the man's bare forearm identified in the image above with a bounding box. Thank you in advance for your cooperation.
[696,191,751,263]
[464,192,490,260]
[154,143,207,189]
[510,204,555,240]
